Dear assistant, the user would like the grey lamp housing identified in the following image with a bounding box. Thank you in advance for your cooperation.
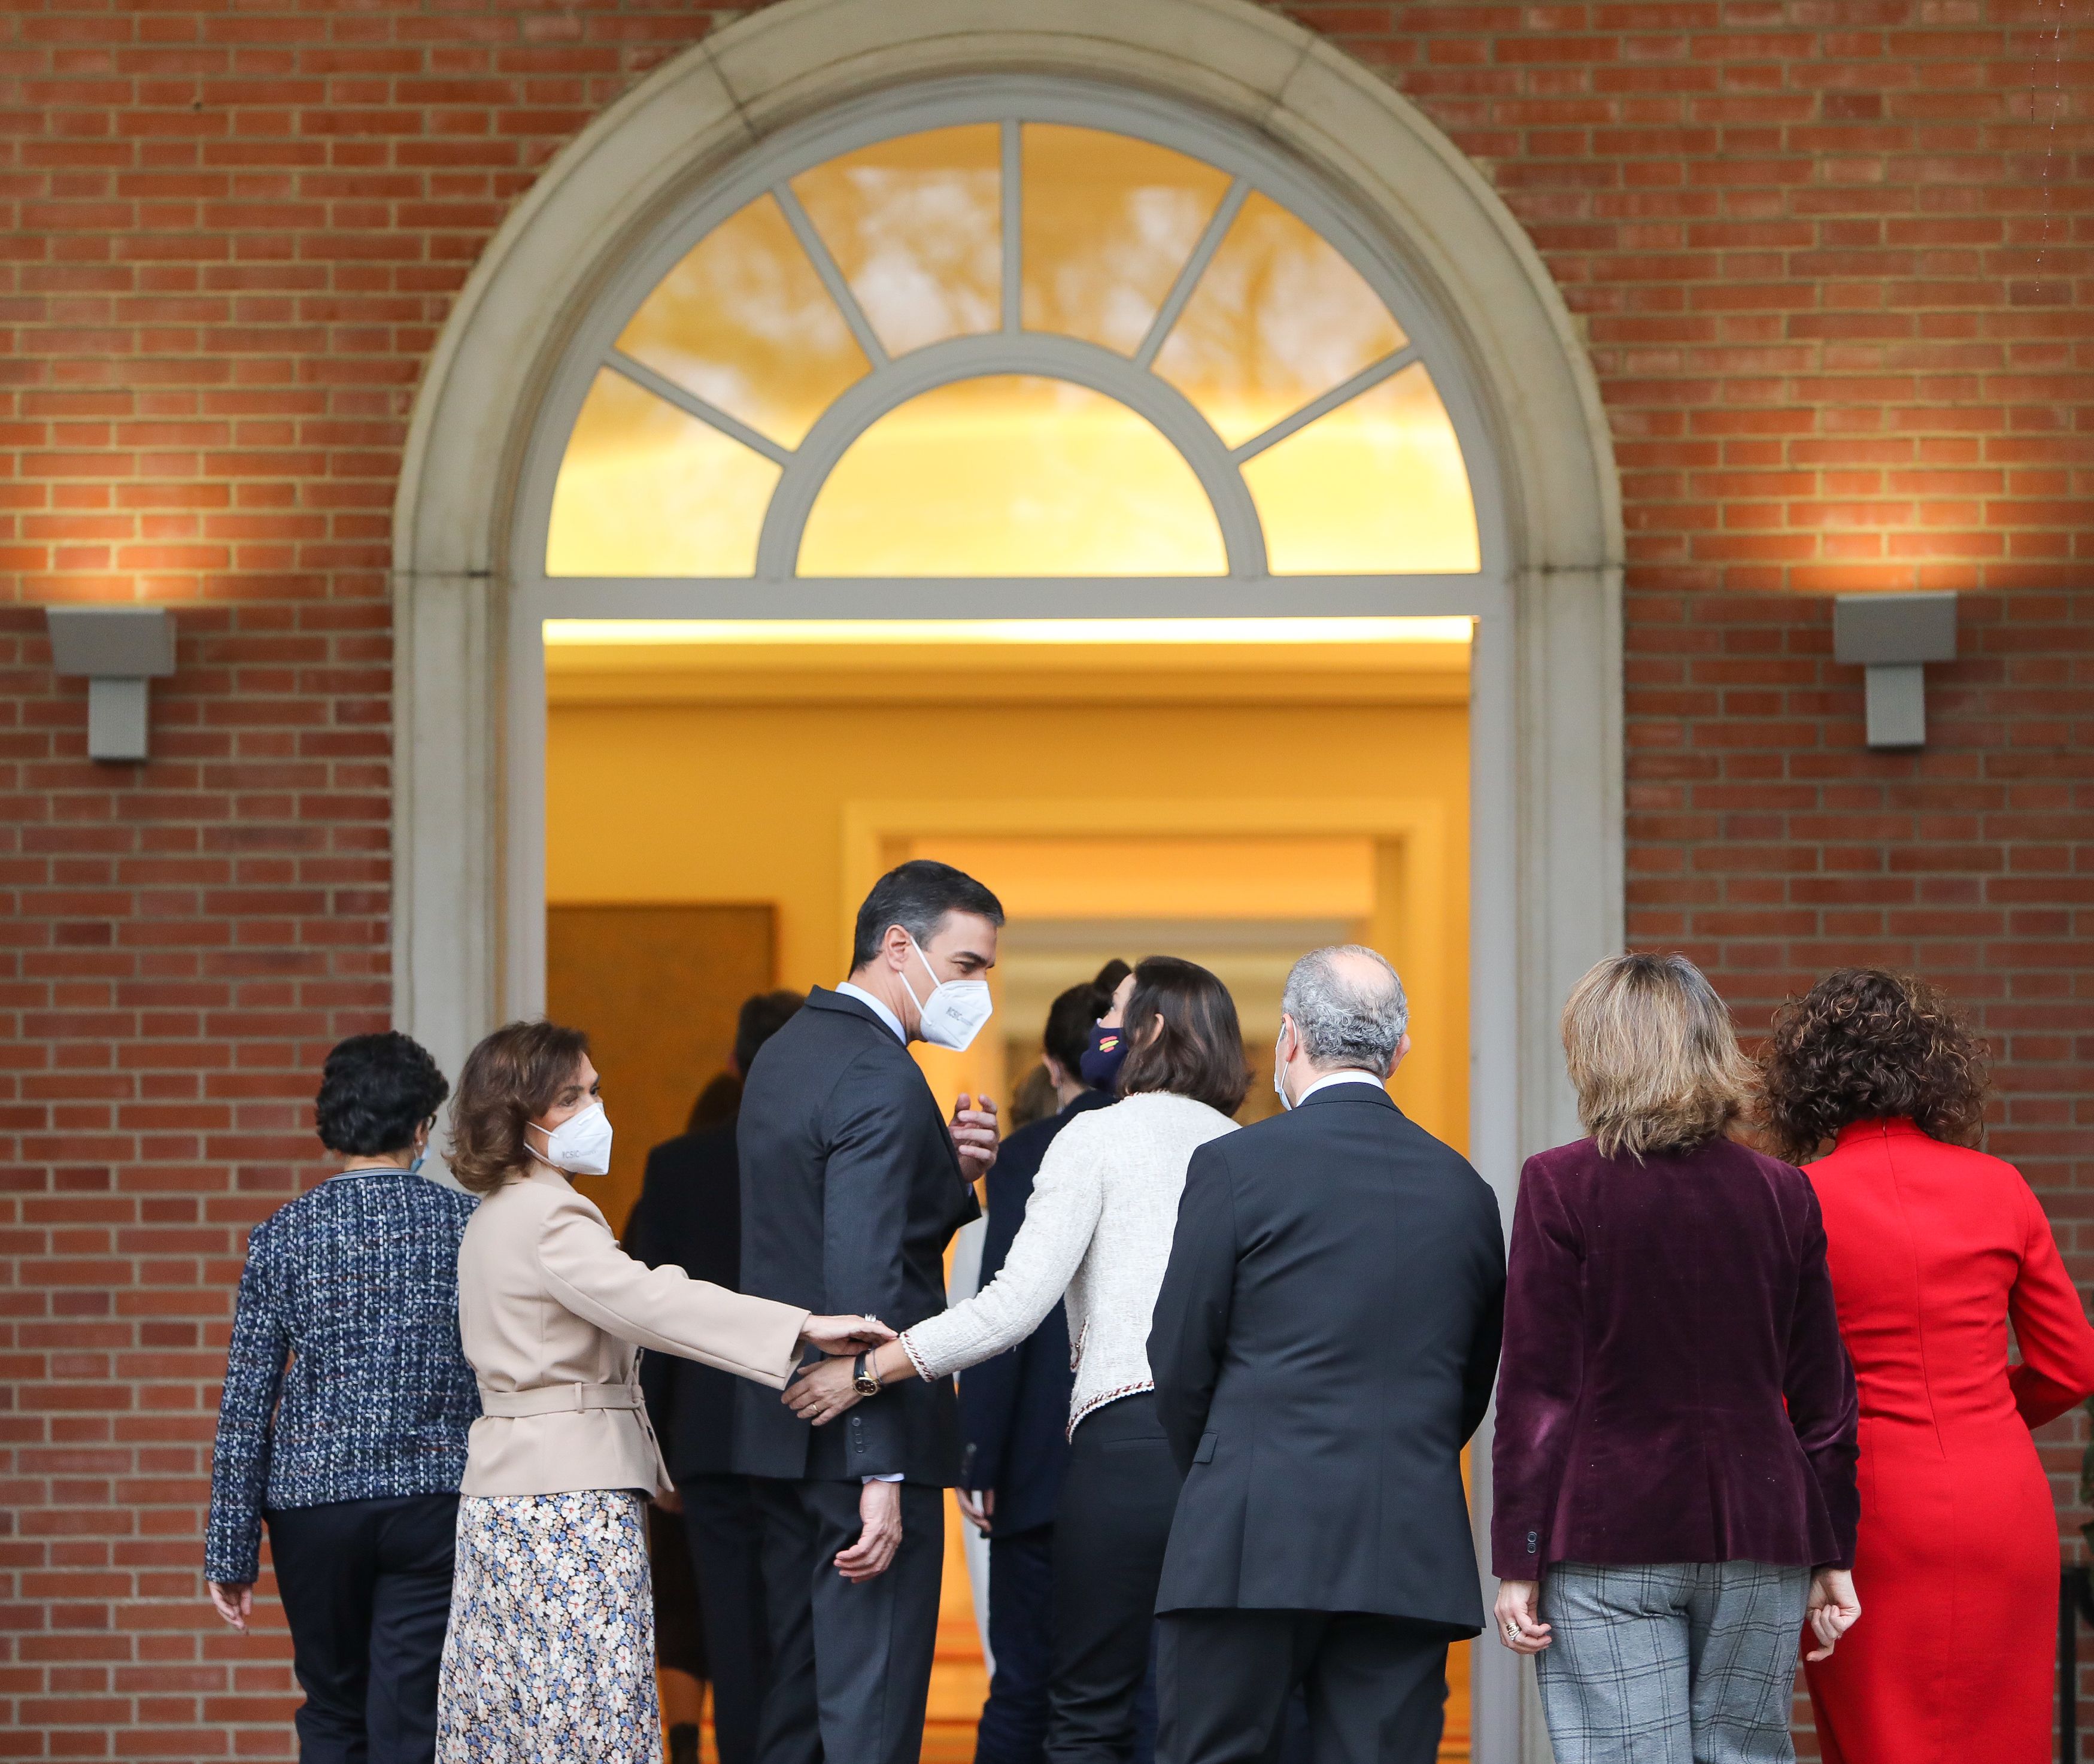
[1832,592,1956,749]
[45,607,177,762]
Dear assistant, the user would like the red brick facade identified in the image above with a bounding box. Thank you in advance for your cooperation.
[2,2,2087,1755]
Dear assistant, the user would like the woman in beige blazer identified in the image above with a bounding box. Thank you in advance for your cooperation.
[432,1019,887,1764]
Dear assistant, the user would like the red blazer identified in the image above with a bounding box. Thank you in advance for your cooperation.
[1804,1119,2094,1764]
[1492,1135,1859,1580]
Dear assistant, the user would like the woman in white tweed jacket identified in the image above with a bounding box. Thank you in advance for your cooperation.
[787,957,1246,1764]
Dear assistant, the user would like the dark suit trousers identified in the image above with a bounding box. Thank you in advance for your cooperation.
[751,1477,944,1764]
[1049,1393,1172,1764]
[976,1525,1055,1764]
[263,1492,459,1764]
[1156,1610,1449,1764]
[681,1474,770,1764]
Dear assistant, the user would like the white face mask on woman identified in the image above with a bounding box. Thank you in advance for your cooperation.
[900,934,994,1052]
[529,1099,614,1176]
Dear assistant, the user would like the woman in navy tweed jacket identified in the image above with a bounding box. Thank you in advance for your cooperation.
[205,1031,478,1764]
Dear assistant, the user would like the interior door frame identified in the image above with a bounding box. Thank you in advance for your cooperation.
[837,793,1462,1141]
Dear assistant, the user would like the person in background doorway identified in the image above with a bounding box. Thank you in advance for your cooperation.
[205,1031,474,1764]
[626,988,808,1764]
[1145,946,1504,1764]
[1004,1062,1059,1134]
[734,861,1006,1764]
[1002,959,1128,1135]
[433,1019,887,1764]
[788,956,1244,1764]
[1492,952,1862,1764]
[1764,969,2094,1764]
[959,963,1128,1764]
[1077,962,1135,1092]
[685,1067,744,1133]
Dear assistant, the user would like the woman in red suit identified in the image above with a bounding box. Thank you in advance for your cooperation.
[1764,968,2094,1764]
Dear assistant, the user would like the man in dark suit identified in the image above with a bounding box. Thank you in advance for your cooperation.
[1148,945,1506,1764]
[958,973,1121,1764]
[627,988,808,1764]
[735,860,1005,1764]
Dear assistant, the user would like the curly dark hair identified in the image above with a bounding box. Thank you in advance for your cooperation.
[1761,968,1990,1163]
[315,1031,450,1158]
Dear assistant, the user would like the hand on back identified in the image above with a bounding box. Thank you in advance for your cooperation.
[799,1313,894,1356]
[783,1353,866,1425]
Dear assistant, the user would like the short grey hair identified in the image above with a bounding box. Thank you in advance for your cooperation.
[1281,945,1409,1076]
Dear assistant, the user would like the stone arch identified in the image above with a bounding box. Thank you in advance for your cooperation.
[392,19,1618,1756]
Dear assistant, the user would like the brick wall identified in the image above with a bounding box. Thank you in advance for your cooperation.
[2,1,2087,1756]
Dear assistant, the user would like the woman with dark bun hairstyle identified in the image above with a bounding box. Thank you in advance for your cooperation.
[1765,968,2094,1764]
[205,1030,475,1764]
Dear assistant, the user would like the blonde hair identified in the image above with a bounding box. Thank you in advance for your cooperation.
[1561,952,1757,1161]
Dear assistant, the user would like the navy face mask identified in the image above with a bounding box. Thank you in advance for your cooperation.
[1078,1022,1128,1091]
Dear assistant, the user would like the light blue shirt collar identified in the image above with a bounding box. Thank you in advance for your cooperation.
[836,981,907,1044]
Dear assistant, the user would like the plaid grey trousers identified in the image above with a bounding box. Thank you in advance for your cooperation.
[1534,1561,1810,1764]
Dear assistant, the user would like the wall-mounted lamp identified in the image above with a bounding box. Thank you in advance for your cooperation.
[45,607,177,763]
[1833,591,1957,749]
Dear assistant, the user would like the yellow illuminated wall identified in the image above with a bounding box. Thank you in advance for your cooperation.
[545,635,1470,1147]
[546,630,1474,1762]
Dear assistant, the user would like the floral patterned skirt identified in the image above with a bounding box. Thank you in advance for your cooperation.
[436,1489,662,1764]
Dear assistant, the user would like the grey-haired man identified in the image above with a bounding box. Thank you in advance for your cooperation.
[1148,945,1506,1764]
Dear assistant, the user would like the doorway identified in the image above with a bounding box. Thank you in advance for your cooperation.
[394,23,1625,1761]
[544,618,1473,1760]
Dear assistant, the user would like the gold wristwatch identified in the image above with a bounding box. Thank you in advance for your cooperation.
[853,1352,882,1396]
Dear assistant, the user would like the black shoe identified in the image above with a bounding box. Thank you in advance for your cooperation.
[669,1722,701,1764]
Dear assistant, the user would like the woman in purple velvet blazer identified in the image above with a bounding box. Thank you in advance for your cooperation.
[1490,953,1864,1764]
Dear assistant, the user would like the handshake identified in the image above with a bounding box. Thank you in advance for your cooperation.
[783,1314,906,1428]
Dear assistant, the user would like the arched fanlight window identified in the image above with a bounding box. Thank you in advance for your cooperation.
[542,114,1482,582]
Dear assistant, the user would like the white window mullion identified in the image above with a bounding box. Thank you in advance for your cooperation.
[1001,118,1022,335]
[774,182,890,369]
[1133,176,1248,370]
[1229,345,1419,467]
[603,348,794,467]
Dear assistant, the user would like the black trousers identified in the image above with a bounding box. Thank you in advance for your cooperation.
[976,1524,1055,1764]
[682,1473,771,1764]
[263,1492,459,1764]
[1048,1393,1173,1764]
[749,1477,945,1764]
[651,1502,707,1679]
[1156,1610,1450,1764]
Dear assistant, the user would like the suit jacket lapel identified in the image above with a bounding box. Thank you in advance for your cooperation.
[808,988,970,1191]
[924,1078,965,1185]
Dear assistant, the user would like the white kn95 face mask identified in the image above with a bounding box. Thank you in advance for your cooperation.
[532,1099,614,1177]
[1273,1017,1297,1111]
[900,933,994,1052]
